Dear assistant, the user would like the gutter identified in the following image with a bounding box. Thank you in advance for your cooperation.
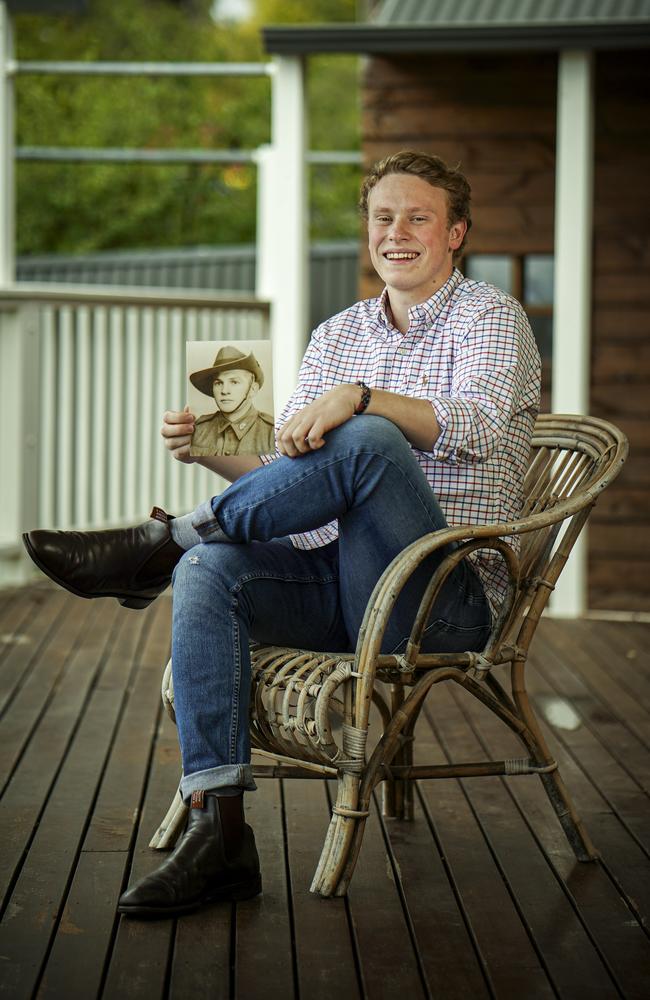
[263,21,650,55]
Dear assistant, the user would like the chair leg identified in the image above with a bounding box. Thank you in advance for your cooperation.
[511,660,598,862]
[313,671,441,895]
[310,772,365,897]
[385,684,422,822]
[331,797,373,897]
[384,733,416,820]
[324,722,419,895]
[382,684,404,818]
[399,726,415,821]
[148,785,188,850]
[382,777,396,818]
[538,767,598,862]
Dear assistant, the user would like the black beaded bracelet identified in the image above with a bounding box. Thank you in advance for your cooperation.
[354,381,372,415]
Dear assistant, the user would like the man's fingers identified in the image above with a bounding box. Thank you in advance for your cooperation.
[161,409,195,438]
[277,412,330,456]
[277,433,304,457]
[278,418,310,456]
[305,417,326,449]
[163,408,195,424]
[293,428,312,453]
[161,424,194,440]
[158,409,196,463]
[163,433,192,452]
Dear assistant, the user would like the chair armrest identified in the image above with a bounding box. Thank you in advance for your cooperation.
[349,487,599,732]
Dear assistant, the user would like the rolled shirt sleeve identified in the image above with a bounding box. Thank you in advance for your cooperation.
[430,301,537,465]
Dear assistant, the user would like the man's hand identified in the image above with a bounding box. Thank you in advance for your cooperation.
[277,385,360,457]
[161,405,196,463]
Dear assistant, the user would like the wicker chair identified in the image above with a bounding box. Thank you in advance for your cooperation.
[150,414,628,897]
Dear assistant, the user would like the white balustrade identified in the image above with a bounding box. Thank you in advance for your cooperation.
[0,287,270,586]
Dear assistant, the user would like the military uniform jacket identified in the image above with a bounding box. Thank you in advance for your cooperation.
[189,406,275,457]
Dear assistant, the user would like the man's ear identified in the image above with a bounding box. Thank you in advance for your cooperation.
[448,219,467,252]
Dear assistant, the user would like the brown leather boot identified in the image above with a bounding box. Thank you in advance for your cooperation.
[22,507,183,609]
[117,792,261,918]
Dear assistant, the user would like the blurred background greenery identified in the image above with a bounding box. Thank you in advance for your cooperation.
[14,0,362,255]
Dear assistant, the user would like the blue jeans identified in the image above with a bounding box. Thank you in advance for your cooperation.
[171,415,491,800]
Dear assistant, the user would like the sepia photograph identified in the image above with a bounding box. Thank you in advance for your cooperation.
[186,339,275,457]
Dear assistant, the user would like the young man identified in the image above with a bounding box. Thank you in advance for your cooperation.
[189,345,275,458]
[23,151,541,918]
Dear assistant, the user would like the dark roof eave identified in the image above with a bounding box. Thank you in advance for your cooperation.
[262,22,650,56]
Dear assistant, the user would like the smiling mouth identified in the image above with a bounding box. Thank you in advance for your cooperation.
[383,251,420,261]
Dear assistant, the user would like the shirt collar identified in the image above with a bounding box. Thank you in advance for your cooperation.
[375,268,464,336]
[211,407,257,440]
[226,407,258,440]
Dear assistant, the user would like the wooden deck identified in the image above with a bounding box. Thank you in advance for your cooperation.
[1,583,649,999]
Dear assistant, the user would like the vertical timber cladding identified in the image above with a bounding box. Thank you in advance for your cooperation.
[360,52,557,301]
[591,51,650,612]
[360,54,556,406]
[360,50,647,614]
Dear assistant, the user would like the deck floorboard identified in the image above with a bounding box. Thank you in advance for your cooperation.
[1,582,649,999]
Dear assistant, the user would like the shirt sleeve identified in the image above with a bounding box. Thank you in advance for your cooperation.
[258,328,325,464]
[429,302,540,465]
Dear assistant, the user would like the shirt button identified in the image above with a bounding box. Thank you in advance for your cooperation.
[239,422,246,429]
[224,450,231,456]
[397,346,409,354]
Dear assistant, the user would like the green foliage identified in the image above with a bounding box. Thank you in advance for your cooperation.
[13,0,362,255]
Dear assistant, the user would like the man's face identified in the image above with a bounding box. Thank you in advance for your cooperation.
[367,173,466,304]
[212,369,256,413]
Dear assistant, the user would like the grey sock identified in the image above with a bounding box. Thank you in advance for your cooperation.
[169,513,202,550]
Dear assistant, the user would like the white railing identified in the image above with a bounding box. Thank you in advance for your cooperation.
[0,285,270,585]
[0,21,313,426]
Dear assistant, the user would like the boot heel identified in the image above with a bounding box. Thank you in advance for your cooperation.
[118,596,154,610]
[230,874,262,901]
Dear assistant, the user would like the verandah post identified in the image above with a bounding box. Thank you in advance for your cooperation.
[550,50,594,618]
[0,303,40,586]
[257,54,308,415]
[0,1,15,286]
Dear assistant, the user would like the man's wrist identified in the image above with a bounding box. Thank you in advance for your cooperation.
[353,381,372,415]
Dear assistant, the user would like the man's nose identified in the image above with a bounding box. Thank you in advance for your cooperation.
[388,218,409,240]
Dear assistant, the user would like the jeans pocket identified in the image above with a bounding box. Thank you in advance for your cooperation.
[419,617,491,654]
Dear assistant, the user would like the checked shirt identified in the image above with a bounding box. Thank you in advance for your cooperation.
[264,268,541,617]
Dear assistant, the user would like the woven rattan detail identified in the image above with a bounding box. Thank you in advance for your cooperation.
[249,648,364,769]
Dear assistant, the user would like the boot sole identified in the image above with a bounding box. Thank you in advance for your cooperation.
[117,873,262,919]
[22,533,162,610]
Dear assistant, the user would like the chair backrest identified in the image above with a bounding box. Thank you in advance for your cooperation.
[499,413,628,652]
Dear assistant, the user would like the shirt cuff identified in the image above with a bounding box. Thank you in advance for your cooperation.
[430,397,478,463]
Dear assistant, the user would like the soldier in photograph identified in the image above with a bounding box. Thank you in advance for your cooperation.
[189,346,275,458]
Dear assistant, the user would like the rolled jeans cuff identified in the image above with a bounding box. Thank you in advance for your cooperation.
[180,764,257,802]
[191,498,230,542]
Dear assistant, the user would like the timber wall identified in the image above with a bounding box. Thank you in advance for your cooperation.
[590,51,650,611]
[361,50,649,612]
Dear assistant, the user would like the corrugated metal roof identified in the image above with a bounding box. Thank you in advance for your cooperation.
[263,0,650,54]
[374,0,650,26]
